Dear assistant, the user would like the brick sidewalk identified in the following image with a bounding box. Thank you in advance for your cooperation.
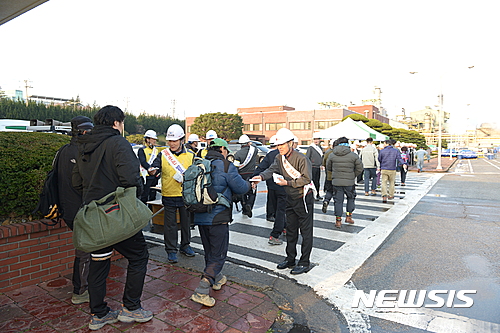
[0,258,278,332]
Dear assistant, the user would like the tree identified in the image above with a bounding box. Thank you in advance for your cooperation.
[126,134,144,145]
[190,112,243,140]
[343,114,369,122]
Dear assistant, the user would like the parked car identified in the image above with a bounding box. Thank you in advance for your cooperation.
[227,144,269,164]
[458,149,477,159]
[440,148,459,157]
[228,139,263,146]
[296,145,309,154]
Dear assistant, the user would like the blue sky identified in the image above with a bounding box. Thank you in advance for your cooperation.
[1,0,498,133]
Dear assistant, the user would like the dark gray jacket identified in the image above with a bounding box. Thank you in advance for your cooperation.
[305,144,323,168]
[326,145,363,187]
[234,144,258,175]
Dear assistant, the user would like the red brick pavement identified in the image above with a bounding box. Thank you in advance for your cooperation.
[0,259,278,332]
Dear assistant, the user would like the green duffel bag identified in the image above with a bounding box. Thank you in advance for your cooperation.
[73,186,152,253]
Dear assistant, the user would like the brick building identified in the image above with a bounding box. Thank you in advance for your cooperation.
[186,104,390,145]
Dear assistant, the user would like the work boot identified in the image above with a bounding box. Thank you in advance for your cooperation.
[335,216,342,228]
[192,277,215,306]
[345,214,354,224]
[212,274,227,291]
[190,292,215,307]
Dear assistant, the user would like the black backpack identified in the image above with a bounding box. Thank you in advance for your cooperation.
[33,145,68,225]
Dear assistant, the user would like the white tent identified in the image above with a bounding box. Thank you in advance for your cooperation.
[313,117,388,141]
[353,120,389,141]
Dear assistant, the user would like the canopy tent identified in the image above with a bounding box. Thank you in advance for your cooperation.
[353,120,389,141]
[313,117,389,141]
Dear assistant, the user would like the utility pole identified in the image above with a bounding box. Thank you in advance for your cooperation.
[436,92,443,170]
[171,99,176,119]
[24,79,32,106]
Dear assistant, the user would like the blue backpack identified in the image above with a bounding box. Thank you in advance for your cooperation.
[182,158,231,213]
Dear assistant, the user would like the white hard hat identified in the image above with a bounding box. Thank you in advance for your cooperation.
[165,124,185,141]
[274,128,295,145]
[293,136,299,143]
[144,130,158,140]
[188,133,200,142]
[238,134,250,144]
[269,135,277,146]
[206,130,218,140]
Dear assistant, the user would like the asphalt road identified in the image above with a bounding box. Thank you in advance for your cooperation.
[145,156,500,333]
[350,157,500,332]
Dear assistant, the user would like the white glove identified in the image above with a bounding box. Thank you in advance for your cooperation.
[173,172,183,183]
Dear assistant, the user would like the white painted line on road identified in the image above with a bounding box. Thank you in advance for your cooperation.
[482,158,500,171]
[468,159,474,173]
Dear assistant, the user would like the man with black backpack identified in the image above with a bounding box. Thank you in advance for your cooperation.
[189,138,250,307]
[57,116,93,305]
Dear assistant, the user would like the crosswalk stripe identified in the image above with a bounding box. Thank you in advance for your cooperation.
[145,173,431,284]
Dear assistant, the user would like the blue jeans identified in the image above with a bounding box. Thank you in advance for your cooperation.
[364,168,377,193]
[417,159,424,171]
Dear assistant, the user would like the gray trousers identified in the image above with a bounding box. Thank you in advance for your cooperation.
[332,185,356,217]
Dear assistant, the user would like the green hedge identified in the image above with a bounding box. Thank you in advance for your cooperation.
[0,132,70,218]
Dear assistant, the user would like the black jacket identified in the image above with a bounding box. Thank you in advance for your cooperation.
[55,138,81,226]
[253,149,285,193]
[72,125,143,204]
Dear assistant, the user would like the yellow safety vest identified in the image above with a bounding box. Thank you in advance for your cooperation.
[160,147,194,197]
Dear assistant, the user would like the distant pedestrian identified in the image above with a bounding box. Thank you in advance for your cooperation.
[359,137,379,196]
[197,130,218,158]
[251,128,315,275]
[399,146,410,185]
[415,147,430,173]
[138,130,160,204]
[325,137,363,228]
[185,133,200,155]
[321,139,335,213]
[190,138,249,307]
[378,139,405,203]
[57,116,93,305]
[306,135,324,201]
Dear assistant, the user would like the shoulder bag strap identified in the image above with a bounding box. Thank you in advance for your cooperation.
[82,142,107,203]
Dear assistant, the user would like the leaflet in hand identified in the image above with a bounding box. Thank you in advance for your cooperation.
[273,173,284,183]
